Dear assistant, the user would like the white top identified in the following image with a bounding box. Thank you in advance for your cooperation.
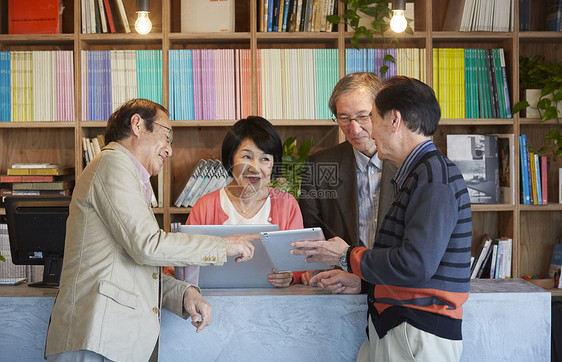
[219,188,272,225]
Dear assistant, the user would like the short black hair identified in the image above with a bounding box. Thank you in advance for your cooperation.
[105,98,169,144]
[222,116,282,177]
[374,76,441,136]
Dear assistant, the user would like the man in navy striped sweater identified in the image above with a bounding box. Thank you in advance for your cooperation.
[292,76,472,361]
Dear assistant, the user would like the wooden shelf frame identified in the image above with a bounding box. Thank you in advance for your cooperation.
[0,0,560,279]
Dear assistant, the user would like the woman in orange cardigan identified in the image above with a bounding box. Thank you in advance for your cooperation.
[176,116,305,287]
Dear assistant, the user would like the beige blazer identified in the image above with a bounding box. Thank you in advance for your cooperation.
[45,142,227,362]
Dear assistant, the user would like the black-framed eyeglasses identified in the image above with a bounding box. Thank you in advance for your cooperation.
[154,122,173,145]
[332,115,372,126]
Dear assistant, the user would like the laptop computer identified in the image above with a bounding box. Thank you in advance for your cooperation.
[178,224,280,288]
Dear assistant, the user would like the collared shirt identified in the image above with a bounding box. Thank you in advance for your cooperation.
[353,148,383,247]
[122,148,153,206]
[391,139,436,195]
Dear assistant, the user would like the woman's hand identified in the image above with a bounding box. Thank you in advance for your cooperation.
[268,271,293,288]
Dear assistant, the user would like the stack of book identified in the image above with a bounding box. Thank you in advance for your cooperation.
[519,134,548,205]
[0,163,74,197]
[82,135,106,165]
[174,160,232,208]
[442,0,514,32]
[258,0,337,32]
[81,0,131,34]
[470,234,513,279]
[0,51,75,123]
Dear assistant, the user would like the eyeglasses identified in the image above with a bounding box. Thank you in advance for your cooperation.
[333,115,372,126]
[154,122,173,145]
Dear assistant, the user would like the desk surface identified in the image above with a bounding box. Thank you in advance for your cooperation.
[0,277,551,297]
[0,278,552,362]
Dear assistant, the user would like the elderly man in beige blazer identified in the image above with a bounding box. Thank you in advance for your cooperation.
[45,99,256,362]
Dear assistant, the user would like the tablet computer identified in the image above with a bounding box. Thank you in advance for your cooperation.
[178,224,280,288]
[260,228,332,272]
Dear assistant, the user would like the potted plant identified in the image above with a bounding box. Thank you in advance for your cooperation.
[513,55,562,121]
[270,136,312,201]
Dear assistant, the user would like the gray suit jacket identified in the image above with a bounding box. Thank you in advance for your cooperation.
[45,142,227,362]
[299,141,397,248]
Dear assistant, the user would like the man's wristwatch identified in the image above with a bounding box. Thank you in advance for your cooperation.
[339,248,350,272]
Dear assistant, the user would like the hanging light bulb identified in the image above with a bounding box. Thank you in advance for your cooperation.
[135,0,152,35]
[390,0,407,33]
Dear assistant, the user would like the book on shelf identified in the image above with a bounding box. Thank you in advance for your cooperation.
[432,48,511,119]
[447,134,500,204]
[472,236,512,279]
[494,134,515,204]
[443,0,513,32]
[519,134,531,205]
[546,0,562,31]
[168,48,338,121]
[82,135,106,165]
[0,189,71,197]
[541,155,548,204]
[519,0,530,31]
[0,50,74,122]
[174,160,232,208]
[12,181,74,191]
[7,164,74,176]
[0,175,72,183]
[550,243,562,288]
[9,0,61,34]
[470,235,493,279]
[181,0,235,33]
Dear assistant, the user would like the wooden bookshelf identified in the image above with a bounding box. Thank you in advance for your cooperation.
[0,0,561,280]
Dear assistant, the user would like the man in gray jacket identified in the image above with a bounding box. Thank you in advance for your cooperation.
[299,73,396,279]
[45,99,255,362]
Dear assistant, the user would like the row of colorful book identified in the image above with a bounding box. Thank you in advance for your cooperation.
[169,48,339,121]
[345,48,427,83]
[433,48,511,119]
[519,134,549,205]
[81,0,131,34]
[174,160,232,208]
[81,50,163,122]
[259,0,336,33]
[470,235,513,280]
[0,51,75,122]
[0,163,74,197]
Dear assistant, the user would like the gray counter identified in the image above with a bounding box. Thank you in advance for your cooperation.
[0,279,551,361]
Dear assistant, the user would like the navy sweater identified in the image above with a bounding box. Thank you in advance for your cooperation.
[348,145,472,341]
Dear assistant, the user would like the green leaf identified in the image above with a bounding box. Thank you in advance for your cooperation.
[552,91,562,102]
[541,106,558,121]
[383,54,395,63]
[379,65,389,75]
[537,98,551,110]
[326,15,341,24]
[351,36,360,50]
[0,253,5,262]
[297,137,313,161]
[512,101,530,114]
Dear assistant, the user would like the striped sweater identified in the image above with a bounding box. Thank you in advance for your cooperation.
[348,141,472,341]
